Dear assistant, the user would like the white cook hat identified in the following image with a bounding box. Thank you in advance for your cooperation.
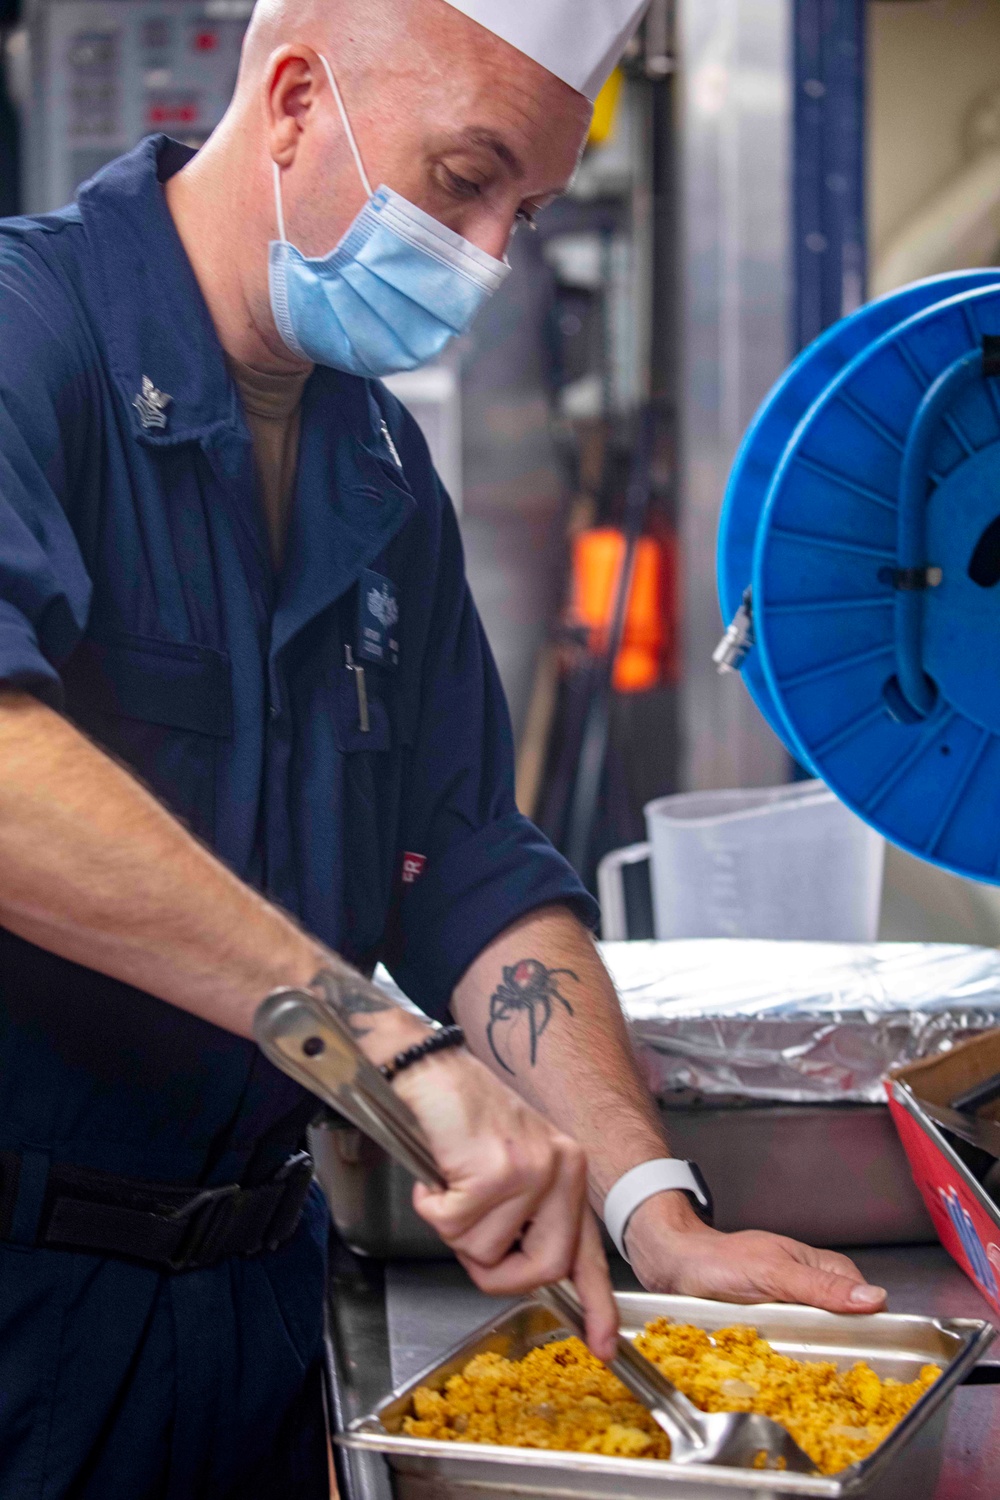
[439,0,649,102]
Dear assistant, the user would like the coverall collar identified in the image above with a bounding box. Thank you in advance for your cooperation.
[75,134,417,650]
[76,136,405,465]
[77,135,243,450]
[273,367,416,655]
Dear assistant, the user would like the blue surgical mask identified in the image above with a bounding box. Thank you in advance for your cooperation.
[268,53,510,376]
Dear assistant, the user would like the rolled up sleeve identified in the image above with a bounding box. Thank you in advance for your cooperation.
[386,490,598,1021]
[0,240,93,705]
[0,599,65,702]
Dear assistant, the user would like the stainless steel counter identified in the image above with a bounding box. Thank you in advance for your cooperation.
[324,1241,1000,1500]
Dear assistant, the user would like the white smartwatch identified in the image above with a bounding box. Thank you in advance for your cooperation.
[603,1158,714,1262]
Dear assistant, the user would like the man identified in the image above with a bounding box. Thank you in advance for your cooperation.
[0,0,886,1494]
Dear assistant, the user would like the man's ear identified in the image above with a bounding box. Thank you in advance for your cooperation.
[265,48,322,168]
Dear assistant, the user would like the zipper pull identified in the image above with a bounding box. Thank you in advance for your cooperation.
[345,645,370,733]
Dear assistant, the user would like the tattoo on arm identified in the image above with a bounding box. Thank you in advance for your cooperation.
[311,965,394,1040]
[486,959,577,1076]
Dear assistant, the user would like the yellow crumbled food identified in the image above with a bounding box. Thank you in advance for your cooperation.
[634,1319,940,1475]
[402,1340,671,1460]
[401,1322,941,1477]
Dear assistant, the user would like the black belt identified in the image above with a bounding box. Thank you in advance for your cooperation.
[0,1150,314,1272]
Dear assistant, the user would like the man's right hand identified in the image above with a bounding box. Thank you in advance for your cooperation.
[0,695,619,1356]
[392,1046,619,1362]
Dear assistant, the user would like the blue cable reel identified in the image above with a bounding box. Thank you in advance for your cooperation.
[717,273,1000,882]
[717,270,1000,762]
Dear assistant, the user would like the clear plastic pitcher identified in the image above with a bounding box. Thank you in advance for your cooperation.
[644,781,885,942]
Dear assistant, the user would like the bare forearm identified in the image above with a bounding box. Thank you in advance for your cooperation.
[0,696,622,1337]
[454,907,889,1315]
[450,907,893,1326]
[452,904,676,1207]
[0,690,426,1054]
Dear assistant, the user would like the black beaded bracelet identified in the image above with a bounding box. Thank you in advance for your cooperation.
[380,1025,466,1083]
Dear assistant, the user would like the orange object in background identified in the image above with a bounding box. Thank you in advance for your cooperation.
[569,527,677,692]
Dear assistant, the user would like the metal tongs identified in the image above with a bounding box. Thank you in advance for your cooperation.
[254,986,816,1474]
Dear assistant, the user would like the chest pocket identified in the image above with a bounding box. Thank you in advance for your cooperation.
[329,647,414,964]
[331,657,394,754]
[62,632,232,846]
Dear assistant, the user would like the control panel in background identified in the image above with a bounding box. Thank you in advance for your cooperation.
[14,0,253,214]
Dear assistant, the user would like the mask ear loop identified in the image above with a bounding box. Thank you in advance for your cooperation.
[272,158,288,243]
[316,52,374,198]
[270,52,372,249]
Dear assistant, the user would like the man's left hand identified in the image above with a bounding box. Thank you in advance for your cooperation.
[626,1193,887,1315]
[453,908,889,1320]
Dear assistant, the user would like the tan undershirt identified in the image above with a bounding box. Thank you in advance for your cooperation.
[226,353,311,570]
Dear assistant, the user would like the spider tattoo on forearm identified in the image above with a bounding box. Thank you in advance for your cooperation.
[486,958,578,1075]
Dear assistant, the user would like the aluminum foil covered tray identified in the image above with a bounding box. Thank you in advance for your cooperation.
[338,1292,993,1500]
[602,941,1000,1104]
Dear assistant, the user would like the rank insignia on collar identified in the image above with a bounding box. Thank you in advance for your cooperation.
[133,376,173,431]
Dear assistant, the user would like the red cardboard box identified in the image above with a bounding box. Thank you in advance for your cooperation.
[888,1031,1000,1316]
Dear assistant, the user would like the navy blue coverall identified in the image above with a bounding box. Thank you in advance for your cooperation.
[0,136,596,1498]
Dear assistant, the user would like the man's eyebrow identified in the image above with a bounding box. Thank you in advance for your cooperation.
[443,127,525,179]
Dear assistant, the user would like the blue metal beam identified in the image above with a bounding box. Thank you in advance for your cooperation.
[794,0,867,350]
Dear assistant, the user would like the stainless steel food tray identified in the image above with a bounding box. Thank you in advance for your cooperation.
[337,1292,994,1500]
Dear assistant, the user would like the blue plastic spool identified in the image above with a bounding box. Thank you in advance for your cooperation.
[718,271,1000,762]
[720,275,1000,883]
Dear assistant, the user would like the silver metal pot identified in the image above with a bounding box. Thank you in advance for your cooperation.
[310,1099,934,1261]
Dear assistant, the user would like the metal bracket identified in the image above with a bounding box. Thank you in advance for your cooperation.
[712,587,755,673]
[890,565,943,592]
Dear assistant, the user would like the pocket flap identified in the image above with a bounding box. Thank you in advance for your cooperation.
[65,634,233,739]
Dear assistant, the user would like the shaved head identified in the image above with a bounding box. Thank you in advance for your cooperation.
[165,0,591,371]
[238,0,572,110]
[241,0,419,76]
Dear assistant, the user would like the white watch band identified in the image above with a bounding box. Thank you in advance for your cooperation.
[603,1159,708,1262]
